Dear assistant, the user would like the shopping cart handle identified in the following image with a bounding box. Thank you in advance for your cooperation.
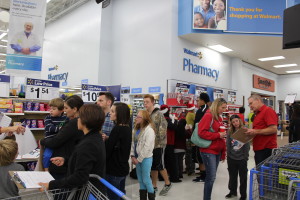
[89,174,131,200]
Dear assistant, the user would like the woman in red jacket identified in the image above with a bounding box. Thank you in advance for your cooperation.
[198,98,227,200]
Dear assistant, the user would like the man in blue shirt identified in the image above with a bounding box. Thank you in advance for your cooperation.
[97,92,115,140]
[194,0,215,26]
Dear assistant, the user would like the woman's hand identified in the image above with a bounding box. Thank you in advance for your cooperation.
[219,131,226,139]
[131,157,139,165]
[101,133,109,141]
[38,182,49,191]
[50,157,65,166]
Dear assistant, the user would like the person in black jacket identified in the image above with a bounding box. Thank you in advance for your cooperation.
[193,93,210,182]
[105,102,132,200]
[289,103,300,143]
[40,95,84,180]
[39,104,106,193]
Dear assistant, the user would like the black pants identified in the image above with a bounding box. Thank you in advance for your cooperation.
[227,157,248,198]
[165,145,179,181]
[254,148,272,166]
[174,152,185,178]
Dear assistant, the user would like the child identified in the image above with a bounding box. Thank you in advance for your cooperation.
[0,139,24,199]
[194,12,207,28]
[43,98,67,171]
[225,115,250,200]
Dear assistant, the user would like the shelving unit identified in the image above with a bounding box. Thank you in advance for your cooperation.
[222,104,242,129]
[130,94,160,121]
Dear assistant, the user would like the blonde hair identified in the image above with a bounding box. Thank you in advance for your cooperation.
[210,98,227,120]
[0,139,18,166]
[134,110,155,131]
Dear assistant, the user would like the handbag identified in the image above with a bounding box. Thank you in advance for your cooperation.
[191,118,214,148]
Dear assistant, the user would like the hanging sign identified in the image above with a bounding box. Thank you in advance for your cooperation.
[149,86,161,93]
[6,0,47,71]
[25,78,59,100]
[81,84,106,103]
[213,89,224,99]
[228,91,237,103]
[107,85,121,102]
[0,75,10,97]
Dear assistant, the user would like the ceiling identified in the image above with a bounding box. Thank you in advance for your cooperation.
[1,1,300,75]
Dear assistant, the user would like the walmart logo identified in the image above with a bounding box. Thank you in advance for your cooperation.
[183,48,202,59]
[48,65,59,71]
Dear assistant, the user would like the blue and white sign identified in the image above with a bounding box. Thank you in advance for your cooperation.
[131,88,142,94]
[107,85,121,102]
[0,75,10,97]
[25,78,59,100]
[213,89,224,100]
[81,79,89,84]
[149,86,161,93]
[6,0,47,71]
[228,91,237,102]
[81,84,106,103]
[183,58,219,81]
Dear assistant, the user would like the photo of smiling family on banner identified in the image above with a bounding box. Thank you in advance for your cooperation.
[193,0,227,30]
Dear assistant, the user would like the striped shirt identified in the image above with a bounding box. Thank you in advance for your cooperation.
[44,114,68,138]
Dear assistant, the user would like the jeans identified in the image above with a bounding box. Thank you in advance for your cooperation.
[200,152,221,200]
[106,174,126,200]
[136,157,154,193]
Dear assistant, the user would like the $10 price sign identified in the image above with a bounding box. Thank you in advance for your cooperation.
[81,84,107,103]
[26,78,60,100]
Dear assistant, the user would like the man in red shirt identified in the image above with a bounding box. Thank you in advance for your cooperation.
[245,94,278,165]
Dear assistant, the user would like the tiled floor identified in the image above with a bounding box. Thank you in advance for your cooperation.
[124,136,289,200]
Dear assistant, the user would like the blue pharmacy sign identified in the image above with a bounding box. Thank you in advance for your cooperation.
[131,88,142,94]
[148,86,161,93]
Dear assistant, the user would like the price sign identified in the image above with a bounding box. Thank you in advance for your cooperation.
[81,84,107,103]
[25,78,59,100]
[0,75,10,97]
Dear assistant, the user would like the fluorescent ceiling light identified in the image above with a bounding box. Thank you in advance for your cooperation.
[0,44,7,48]
[286,70,300,73]
[68,89,75,92]
[0,53,6,56]
[73,87,82,90]
[0,59,6,62]
[273,64,297,68]
[47,0,52,2]
[258,56,285,61]
[208,45,233,53]
[1,39,8,42]
[0,70,6,74]
[0,33,7,40]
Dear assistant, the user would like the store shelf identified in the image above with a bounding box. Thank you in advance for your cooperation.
[24,111,50,114]
[4,113,25,116]
[30,128,45,131]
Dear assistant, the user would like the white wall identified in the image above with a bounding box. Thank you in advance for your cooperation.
[100,0,173,93]
[41,1,102,87]
[278,74,300,101]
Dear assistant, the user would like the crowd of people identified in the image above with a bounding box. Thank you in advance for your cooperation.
[0,93,281,200]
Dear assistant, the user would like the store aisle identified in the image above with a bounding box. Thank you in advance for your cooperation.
[124,136,288,200]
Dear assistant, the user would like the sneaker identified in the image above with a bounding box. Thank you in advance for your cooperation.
[154,187,158,193]
[193,177,205,182]
[225,193,237,199]
[159,184,172,196]
[240,197,246,200]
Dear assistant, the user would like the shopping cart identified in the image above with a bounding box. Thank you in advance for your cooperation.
[249,142,300,200]
[4,174,131,200]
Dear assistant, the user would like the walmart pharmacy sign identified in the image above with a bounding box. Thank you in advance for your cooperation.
[183,58,219,81]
